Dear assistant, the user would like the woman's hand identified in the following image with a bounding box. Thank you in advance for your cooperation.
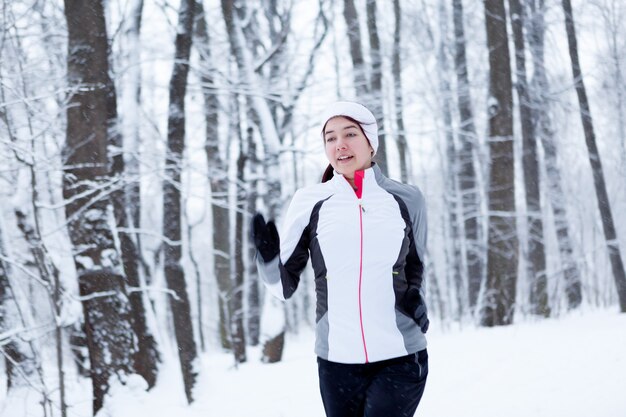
[251,213,280,262]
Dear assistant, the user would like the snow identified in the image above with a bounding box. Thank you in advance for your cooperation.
[3,308,624,417]
[422,310,626,417]
[260,292,287,340]
[198,309,626,417]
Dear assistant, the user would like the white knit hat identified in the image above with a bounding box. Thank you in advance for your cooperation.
[321,101,379,155]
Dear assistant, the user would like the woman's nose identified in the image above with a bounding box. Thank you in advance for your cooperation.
[336,138,347,150]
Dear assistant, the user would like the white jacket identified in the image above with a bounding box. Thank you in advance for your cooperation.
[258,164,427,364]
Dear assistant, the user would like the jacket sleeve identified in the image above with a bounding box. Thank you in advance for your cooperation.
[407,187,427,291]
[400,186,428,326]
[256,189,311,300]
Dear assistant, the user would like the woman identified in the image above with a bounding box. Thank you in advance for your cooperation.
[253,101,429,417]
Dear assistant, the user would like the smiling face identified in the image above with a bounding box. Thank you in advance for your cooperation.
[323,116,374,184]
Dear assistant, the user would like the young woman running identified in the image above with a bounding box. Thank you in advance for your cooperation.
[253,101,429,417]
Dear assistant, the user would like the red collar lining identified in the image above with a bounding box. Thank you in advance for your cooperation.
[353,170,364,199]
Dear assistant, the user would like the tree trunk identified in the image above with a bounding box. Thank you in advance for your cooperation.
[526,0,581,310]
[562,0,626,312]
[262,0,287,123]
[452,0,483,311]
[508,0,549,317]
[190,3,210,353]
[481,0,518,327]
[221,0,285,362]
[63,0,135,412]
[221,0,282,218]
[438,1,466,319]
[79,272,134,412]
[14,208,65,415]
[162,0,198,403]
[109,4,159,387]
[233,132,248,364]
[68,323,89,377]
[2,207,53,416]
[121,0,152,285]
[195,3,232,351]
[591,0,626,171]
[0,222,38,393]
[261,331,285,363]
[246,127,261,346]
[343,0,369,98]
[365,0,388,175]
[123,0,145,269]
[392,0,410,183]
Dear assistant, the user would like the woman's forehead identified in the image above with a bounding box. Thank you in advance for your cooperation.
[324,117,360,133]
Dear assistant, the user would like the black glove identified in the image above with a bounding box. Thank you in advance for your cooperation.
[251,213,280,262]
[404,287,429,333]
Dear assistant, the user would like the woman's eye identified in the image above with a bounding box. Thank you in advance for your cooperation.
[326,137,335,142]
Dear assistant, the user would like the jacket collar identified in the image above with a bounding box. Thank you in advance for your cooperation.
[331,163,381,196]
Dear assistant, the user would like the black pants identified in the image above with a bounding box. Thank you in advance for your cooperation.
[318,349,428,417]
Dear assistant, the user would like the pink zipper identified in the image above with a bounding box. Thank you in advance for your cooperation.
[358,200,369,363]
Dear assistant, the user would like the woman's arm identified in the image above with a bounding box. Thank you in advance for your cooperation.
[254,190,312,300]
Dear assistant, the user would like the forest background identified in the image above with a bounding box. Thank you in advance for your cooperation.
[1,0,625,416]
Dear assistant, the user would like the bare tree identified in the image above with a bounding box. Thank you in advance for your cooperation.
[223,0,328,355]
[590,0,626,170]
[221,0,282,218]
[195,3,232,351]
[344,0,369,97]
[562,0,626,312]
[14,208,67,416]
[481,0,519,326]
[437,1,466,319]
[508,0,549,317]
[262,0,289,122]
[221,0,286,363]
[526,0,582,310]
[392,0,411,183]
[341,0,388,176]
[0,221,40,395]
[125,0,145,239]
[366,0,388,175]
[64,0,135,412]
[161,0,198,403]
[276,1,329,138]
[109,0,160,387]
[233,117,248,364]
[246,126,261,346]
[452,0,483,311]
[0,60,42,405]
[1,6,69,413]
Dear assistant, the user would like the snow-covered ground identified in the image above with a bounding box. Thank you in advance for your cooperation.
[2,308,625,417]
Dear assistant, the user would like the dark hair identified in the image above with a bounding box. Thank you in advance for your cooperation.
[321,164,334,183]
